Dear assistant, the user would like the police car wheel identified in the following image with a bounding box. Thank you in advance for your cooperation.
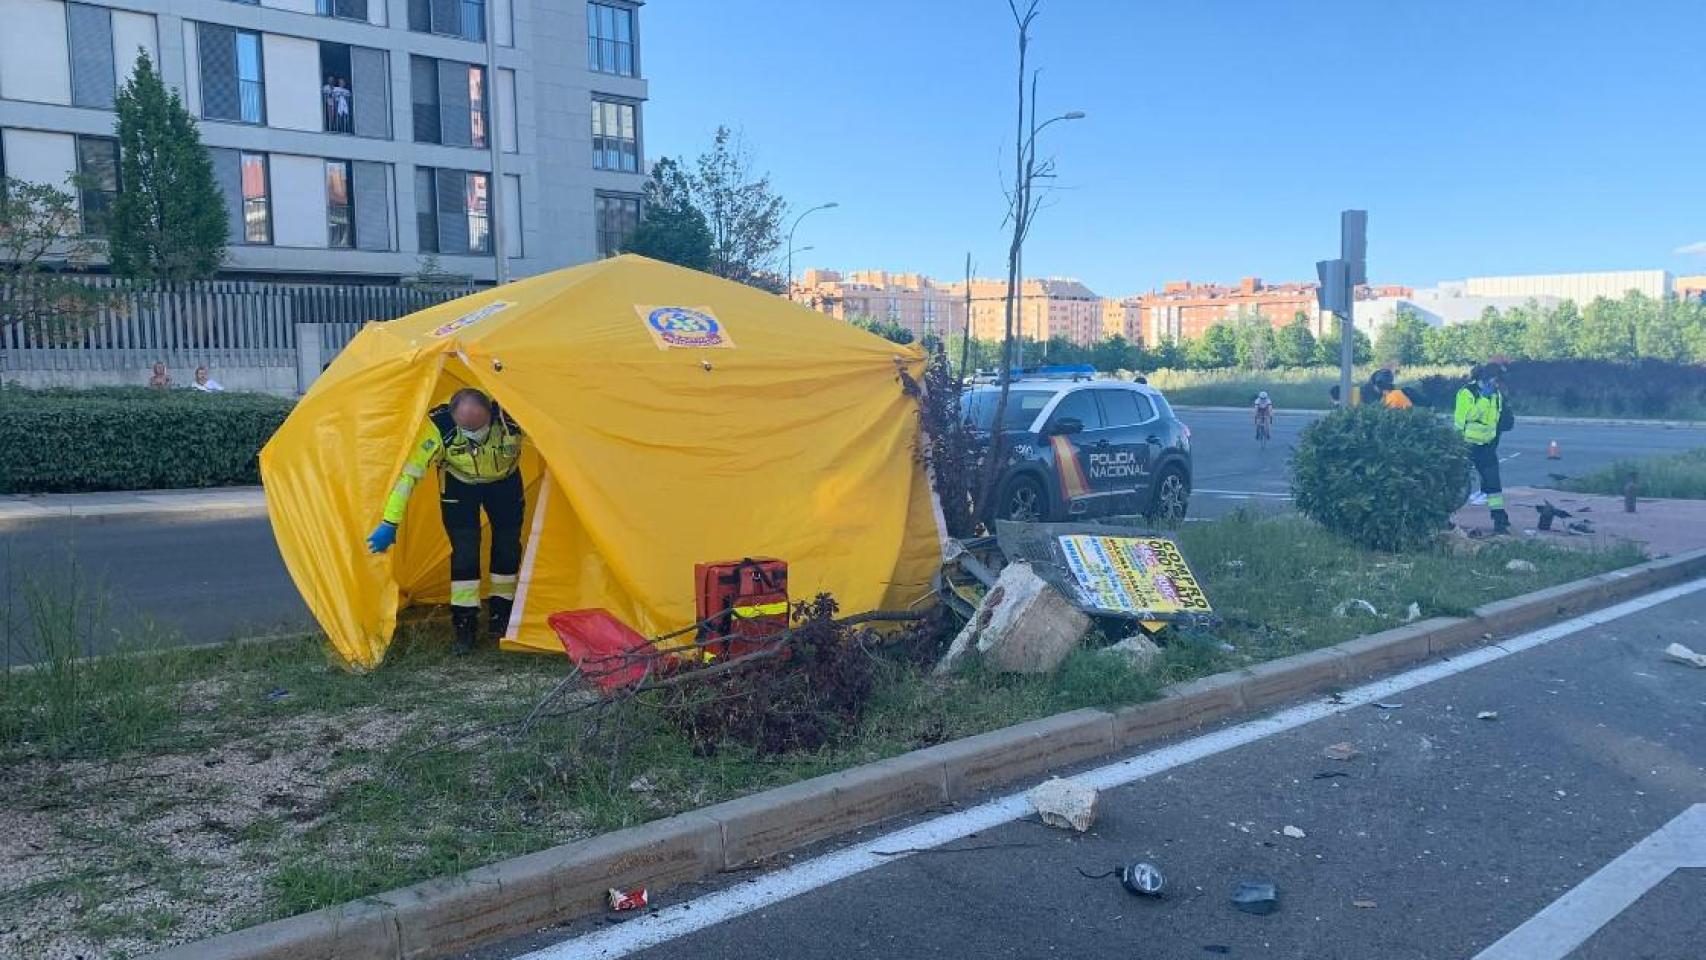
[1148,469,1189,521]
[1002,476,1046,522]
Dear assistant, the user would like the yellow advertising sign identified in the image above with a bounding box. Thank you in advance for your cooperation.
[1054,534,1214,621]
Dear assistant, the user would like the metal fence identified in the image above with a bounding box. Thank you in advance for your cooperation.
[0,277,477,372]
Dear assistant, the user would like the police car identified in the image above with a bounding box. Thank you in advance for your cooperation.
[964,378,1192,523]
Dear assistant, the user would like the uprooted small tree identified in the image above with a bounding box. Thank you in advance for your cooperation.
[1291,405,1470,551]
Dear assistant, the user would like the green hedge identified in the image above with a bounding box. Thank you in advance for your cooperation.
[1292,405,1470,551]
[0,387,293,493]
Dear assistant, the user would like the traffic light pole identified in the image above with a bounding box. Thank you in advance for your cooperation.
[1318,210,1367,408]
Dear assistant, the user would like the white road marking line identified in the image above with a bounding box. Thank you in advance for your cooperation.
[517,579,1706,960]
[1194,488,1293,499]
[1473,804,1706,959]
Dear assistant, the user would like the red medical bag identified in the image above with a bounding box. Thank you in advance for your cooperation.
[694,558,789,656]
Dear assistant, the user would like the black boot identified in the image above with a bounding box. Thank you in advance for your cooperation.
[1491,509,1511,535]
[485,596,513,644]
[451,606,480,656]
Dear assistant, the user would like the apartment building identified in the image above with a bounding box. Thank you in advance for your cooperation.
[795,269,965,342]
[0,0,647,281]
[1136,277,1320,346]
[961,277,1102,345]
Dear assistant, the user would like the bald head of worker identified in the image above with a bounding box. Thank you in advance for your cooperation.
[449,388,494,435]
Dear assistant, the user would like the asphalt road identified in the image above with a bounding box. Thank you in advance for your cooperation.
[0,514,309,665]
[476,582,1706,960]
[1,413,1698,661]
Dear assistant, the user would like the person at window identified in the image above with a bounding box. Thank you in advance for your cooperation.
[322,74,337,129]
[148,362,171,389]
[192,366,224,393]
[366,388,527,655]
[332,77,352,132]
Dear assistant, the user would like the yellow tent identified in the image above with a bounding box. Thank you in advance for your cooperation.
[260,255,944,669]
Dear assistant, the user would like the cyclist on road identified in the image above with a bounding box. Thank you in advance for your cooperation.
[1253,391,1276,443]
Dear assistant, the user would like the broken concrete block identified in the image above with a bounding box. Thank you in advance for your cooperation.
[935,561,1090,675]
[1100,635,1162,673]
[1027,777,1099,832]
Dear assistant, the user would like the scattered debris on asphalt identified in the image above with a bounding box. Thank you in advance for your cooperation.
[1325,692,1348,705]
[1568,519,1595,535]
[1028,777,1100,832]
[1313,770,1350,780]
[1080,862,1166,897]
[1281,825,1306,839]
[607,887,648,911]
[1353,897,1378,909]
[1505,559,1537,573]
[1534,500,1572,531]
[1402,602,1422,622]
[1373,701,1404,710]
[1203,947,1231,955]
[1231,881,1279,915]
[873,841,1035,857]
[1322,741,1361,761]
[1664,642,1706,668]
[1477,711,1500,720]
[1333,598,1378,618]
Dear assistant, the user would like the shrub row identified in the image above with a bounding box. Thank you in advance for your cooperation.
[0,387,292,493]
[1409,359,1706,419]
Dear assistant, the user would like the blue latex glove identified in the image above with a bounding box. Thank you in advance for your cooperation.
[366,521,397,554]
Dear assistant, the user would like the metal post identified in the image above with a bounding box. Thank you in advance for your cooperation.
[484,0,508,283]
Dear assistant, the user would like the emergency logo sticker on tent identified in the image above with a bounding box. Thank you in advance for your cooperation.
[431,301,512,338]
[637,305,736,350]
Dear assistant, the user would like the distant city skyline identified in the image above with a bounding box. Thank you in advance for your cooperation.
[643,0,1706,296]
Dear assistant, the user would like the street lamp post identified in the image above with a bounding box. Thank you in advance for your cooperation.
[786,202,838,300]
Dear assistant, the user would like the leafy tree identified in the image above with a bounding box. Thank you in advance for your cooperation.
[692,126,787,291]
[1233,314,1275,370]
[0,177,114,340]
[1574,296,1636,361]
[849,314,915,345]
[1149,337,1185,370]
[109,51,226,279]
[1272,314,1317,367]
[1091,334,1142,372]
[1636,295,1688,362]
[1375,308,1430,365]
[1315,324,1371,365]
[623,158,712,271]
[1423,323,1471,365]
[1041,335,1088,366]
[1187,323,1238,368]
[1519,298,1574,359]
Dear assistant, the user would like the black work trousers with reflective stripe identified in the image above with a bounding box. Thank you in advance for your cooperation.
[440,470,524,604]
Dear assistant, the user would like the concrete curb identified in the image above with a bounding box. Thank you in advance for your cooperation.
[1172,405,1706,429]
[142,547,1706,960]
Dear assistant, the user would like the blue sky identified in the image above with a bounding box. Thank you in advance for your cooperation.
[641,0,1706,296]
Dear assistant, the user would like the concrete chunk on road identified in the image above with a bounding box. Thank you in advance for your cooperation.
[1027,777,1100,832]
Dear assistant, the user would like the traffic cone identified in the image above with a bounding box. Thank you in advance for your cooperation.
[1547,439,1561,460]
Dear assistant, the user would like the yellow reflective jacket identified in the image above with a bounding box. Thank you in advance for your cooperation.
[382,405,524,524]
[1454,385,1502,446]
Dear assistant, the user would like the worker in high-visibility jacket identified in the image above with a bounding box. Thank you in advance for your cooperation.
[366,388,526,654]
[1455,364,1511,534]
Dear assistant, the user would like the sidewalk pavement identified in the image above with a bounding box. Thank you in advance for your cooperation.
[1172,405,1706,428]
[1453,485,1706,558]
[0,486,267,526]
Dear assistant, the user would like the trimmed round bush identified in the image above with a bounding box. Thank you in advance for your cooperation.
[1291,405,1469,551]
[0,387,292,493]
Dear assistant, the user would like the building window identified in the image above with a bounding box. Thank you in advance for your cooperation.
[67,3,118,110]
[240,152,270,244]
[466,172,489,254]
[469,67,487,149]
[591,98,638,172]
[75,135,119,237]
[326,160,353,248]
[415,167,490,256]
[586,3,636,77]
[199,25,266,124]
[408,0,484,42]
[316,0,369,20]
[411,56,486,148]
[595,193,639,258]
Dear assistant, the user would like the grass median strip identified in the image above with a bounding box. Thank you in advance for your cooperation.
[0,514,1643,959]
[1562,447,1706,500]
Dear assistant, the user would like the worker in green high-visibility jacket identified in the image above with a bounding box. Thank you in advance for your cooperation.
[366,388,526,654]
[1455,363,1513,535]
